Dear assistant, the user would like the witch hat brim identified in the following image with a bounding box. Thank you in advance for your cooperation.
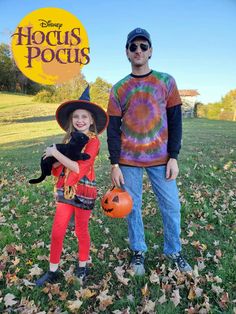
[55,91,108,134]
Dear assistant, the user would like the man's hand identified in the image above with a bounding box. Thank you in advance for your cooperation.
[166,158,179,180]
[111,166,124,187]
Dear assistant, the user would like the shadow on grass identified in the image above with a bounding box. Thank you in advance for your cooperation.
[0,134,64,174]
[2,115,56,124]
[0,133,63,149]
[0,133,109,175]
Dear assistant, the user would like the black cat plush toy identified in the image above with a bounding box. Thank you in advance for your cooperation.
[29,131,90,184]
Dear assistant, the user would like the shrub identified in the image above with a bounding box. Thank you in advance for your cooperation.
[33,90,55,103]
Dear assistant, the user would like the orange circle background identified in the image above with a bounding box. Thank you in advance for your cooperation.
[11,7,89,85]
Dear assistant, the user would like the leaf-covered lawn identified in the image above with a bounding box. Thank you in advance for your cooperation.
[0,94,235,313]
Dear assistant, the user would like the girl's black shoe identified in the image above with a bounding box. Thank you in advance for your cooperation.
[76,266,89,284]
[35,270,60,287]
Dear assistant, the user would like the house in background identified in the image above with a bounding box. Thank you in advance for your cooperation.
[179,90,200,117]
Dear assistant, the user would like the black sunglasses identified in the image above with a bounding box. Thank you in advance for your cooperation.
[129,43,149,52]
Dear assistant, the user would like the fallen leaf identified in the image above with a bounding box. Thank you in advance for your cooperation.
[31,241,45,249]
[223,161,232,170]
[29,264,43,276]
[192,266,199,278]
[127,294,134,303]
[149,270,160,284]
[161,283,173,293]
[12,257,20,266]
[191,240,207,252]
[75,288,96,299]
[141,283,149,297]
[4,293,18,307]
[0,178,8,188]
[26,221,32,227]
[22,279,35,286]
[171,289,181,307]
[218,292,229,309]
[213,276,222,283]
[112,308,131,314]
[152,244,159,250]
[0,213,6,224]
[59,291,68,301]
[181,238,189,245]
[36,255,48,261]
[47,283,61,295]
[5,244,17,255]
[195,287,203,298]
[158,292,167,304]
[187,230,194,237]
[114,266,130,285]
[5,272,19,285]
[212,284,224,296]
[175,271,186,285]
[67,299,83,312]
[143,300,156,313]
[197,260,206,270]
[188,287,196,300]
[64,264,75,283]
[25,259,33,266]
[21,196,29,204]
[97,289,113,311]
[213,255,220,264]
[215,249,222,258]
[205,224,214,231]
[186,305,199,313]
[13,298,39,314]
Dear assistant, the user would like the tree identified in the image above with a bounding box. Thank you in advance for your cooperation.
[194,102,205,118]
[196,89,236,121]
[54,73,88,102]
[0,43,43,94]
[221,89,236,121]
[0,43,15,91]
[90,77,112,110]
[34,73,87,102]
[221,89,236,108]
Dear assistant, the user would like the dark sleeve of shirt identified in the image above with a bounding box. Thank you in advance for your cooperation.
[167,104,182,159]
[107,116,122,164]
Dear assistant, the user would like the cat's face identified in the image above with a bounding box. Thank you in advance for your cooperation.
[71,131,89,143]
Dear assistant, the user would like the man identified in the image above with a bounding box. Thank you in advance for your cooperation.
[107,28,192,275]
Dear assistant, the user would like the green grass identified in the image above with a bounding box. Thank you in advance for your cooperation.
[0,92,235,313]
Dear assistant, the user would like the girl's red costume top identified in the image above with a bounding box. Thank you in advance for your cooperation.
[52,135,100,210]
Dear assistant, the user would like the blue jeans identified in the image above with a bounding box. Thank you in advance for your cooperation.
[120,165,181,255]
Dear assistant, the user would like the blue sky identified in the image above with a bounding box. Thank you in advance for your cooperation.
[0,0,235,104]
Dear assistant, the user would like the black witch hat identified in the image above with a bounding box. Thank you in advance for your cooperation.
[56,86,108,134]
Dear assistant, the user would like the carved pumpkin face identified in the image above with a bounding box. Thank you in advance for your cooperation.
[101,187,133,218]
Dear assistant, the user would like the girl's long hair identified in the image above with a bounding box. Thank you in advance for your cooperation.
[62,111,97,143]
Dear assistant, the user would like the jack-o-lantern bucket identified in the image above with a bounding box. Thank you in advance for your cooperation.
[101,187,133,218]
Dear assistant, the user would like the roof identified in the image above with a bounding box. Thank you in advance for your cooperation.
[179,90,200,96]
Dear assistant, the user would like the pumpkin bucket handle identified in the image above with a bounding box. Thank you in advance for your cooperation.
[111,185,126,192]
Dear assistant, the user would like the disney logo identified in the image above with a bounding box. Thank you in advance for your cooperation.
[39,19,63,29]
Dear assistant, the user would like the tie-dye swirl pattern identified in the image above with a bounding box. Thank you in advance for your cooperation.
[107,70,181,167]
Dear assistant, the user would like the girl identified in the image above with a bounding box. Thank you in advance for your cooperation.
[35,86,108,286]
